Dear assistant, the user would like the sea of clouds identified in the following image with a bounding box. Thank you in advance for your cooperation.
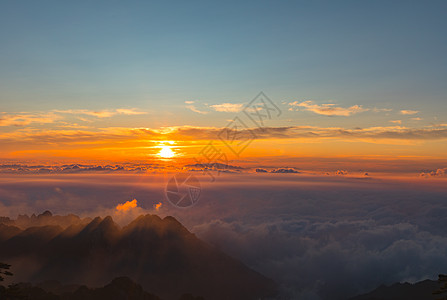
[1,172,447,299]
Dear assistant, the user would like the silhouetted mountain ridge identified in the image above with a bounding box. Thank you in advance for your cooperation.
[0,211,92,229]
[0,212,277,300]
[0,276,163,300]
[349,279,439,300]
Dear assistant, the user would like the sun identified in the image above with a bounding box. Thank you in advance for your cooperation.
[157,146,175,158]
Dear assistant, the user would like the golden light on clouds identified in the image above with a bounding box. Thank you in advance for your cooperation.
[154,202,162,211]
[116,199,137,211]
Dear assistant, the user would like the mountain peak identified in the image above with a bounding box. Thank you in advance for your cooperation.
[98,216,120,231]
[122,214,190,238]
[124,214,163,230]
[38,210,53,218]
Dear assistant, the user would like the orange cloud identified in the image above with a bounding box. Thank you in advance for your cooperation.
[288,101,368,116]
[400,110,419,115]
[154,202,162,211]
[0,108,147,128]
[0,112,62,126]
[54,108,147,118]
[2,125,447,147]
[420,168,447,177]
[2,123,447,162]
[116,199,138,211]
[210,103,244,113]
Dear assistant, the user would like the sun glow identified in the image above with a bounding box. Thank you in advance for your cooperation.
[157,146,175,158]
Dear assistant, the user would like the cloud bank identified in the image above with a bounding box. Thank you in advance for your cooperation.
[1,173,447,299]
[2,125,447,147]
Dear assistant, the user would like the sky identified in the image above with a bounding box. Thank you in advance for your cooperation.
[0,1,446,166]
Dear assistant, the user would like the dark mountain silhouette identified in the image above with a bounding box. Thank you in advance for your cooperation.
[0,276,162,299]
[349,279,439,300]
[0,213,277,300]
[65,276,161,300]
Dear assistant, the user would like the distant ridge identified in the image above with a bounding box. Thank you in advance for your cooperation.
[349,279,439,300]
[0,276,162,300]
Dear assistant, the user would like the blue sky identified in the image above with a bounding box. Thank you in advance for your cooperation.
[0,0,446,129]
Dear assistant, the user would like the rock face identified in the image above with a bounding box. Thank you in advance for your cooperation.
[0,213,277,300]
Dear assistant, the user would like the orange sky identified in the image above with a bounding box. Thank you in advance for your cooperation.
[1,98,446,172]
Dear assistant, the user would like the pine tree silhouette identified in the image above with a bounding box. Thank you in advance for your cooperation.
[0,262,13,282]
[433,274,447,300]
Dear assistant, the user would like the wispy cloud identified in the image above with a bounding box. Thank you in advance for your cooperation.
[115,108,147,115]
[389,120,402,124]
[210,103,244,113]
[0,112,62,127]
[372,108,393,113]
[288,101,368,116]
[54,108,146,118]
[186,105,208,114]
[400,110,419,115]
[184,100,209,114]
[1,125,447,146]
[0,108,148,127]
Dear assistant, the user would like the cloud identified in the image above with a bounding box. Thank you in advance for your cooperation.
[1,173,447,299]
[184,101,195,104]
[400,110,419,115]
[115,199,138,211]
[270,168,300,173]
[255,125,447,141]
[0,112,62,127]
[372,108,393,113]
[420,168,447,177]
[412,117,423,121]
[0,163,164,174]
[210,103,244,113]
[389,120,402,124]
[154,202,162,211]
[115,108,147,115]
[1,125,447,150]
[288,101,368,116]
[335,170,348,175]
[186,105,208,114]
[183,175,447,299]
[0,108,148,127]
[54,108,146,118]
